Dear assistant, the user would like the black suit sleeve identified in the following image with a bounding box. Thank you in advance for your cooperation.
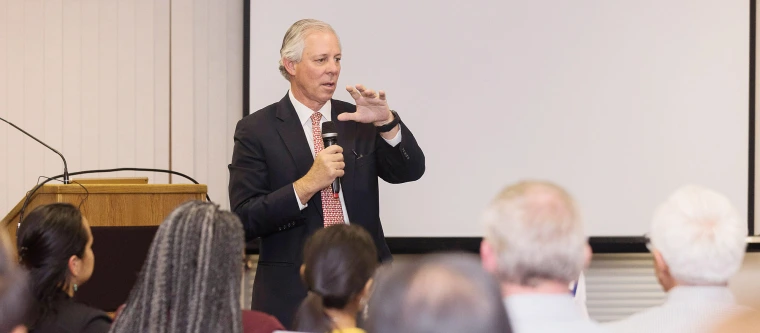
[229,120,304,241]
[375,120,426,184]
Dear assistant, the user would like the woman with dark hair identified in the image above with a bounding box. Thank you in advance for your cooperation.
[17,203,111,333]
[293,224,378,333]
[109,201,282,333]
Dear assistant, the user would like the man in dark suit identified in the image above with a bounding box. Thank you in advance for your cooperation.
[228,19,425,327]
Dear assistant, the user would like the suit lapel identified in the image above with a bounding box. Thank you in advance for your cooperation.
[275,94,323,216]
[333,101,357,221]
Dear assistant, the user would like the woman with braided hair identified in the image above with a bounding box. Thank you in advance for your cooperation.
[293,224,378,333]
[109,201,283,333]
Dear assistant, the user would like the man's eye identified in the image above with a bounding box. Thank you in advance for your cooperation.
[316,58,326,63]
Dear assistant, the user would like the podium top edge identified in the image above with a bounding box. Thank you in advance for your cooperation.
[33,184,208,194]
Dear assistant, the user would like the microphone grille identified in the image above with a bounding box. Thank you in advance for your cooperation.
[321,121,337,135]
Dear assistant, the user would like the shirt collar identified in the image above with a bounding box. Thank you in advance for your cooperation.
[289,90,332,126]
[505,294,587,323]
[666,286,736,304]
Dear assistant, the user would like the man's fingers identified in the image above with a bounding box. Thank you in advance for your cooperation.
[355,84,366,92]
[337,112,357,122]
[378,90,386,100]
[362,89,377,99]
[323,145,344,154]
[346,85,362,100]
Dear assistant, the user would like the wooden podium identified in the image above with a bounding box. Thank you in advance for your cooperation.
[1,178,207,311]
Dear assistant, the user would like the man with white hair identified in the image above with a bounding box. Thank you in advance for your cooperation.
[605,185,748,333]
[479,180,605,333]
[228,19,425,327]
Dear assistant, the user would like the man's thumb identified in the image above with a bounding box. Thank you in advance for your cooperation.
[337,112,356,122]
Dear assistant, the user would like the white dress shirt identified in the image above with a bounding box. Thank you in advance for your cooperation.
[603,286,749,333]
[289,90,402,223]
[505,294,608,333]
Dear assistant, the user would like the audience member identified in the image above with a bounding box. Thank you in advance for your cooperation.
[604,185,749,333]
[292,224,377,333]
[0,227,31,333]
[17,203,111,333]
[709,309,760,333]
[364,253,511,333]
[479,180,604,333]
[109,201,283,333]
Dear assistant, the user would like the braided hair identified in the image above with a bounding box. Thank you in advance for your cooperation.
[293,224,378,332]
[109,201,244,333]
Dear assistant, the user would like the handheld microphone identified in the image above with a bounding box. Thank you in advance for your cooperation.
[321,121,340,198]
[0,116,70,184]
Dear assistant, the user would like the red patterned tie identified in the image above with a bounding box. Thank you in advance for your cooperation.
[311,112,345,226]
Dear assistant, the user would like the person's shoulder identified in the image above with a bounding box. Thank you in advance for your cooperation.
[602,305,670,333]
[49,300,112,333]
[242,310,285,333]
[330,328,366,333]
[332,99,356,113]
[238,101,280,127]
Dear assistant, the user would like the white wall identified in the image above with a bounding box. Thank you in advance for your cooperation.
[0,0,241,217]
[169,0,242,209]
[249,0,750,237]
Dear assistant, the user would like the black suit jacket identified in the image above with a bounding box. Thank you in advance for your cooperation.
[228,94,425,327]
[30,294,112,333]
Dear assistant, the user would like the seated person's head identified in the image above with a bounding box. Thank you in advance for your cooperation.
[479,180,590,292]
[294,224,377,332]
[17,203,94,327]
[0,228,31,333]
[648,185,746,291]
[364,253,511,333]
[109,201,245,333]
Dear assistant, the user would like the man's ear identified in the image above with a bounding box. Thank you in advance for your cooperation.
[652,249,676,291]
[583,243,593,269]
[480,240,499,274]
[283,57,298,77]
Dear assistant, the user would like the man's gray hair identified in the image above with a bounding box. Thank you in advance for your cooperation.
[650,185,747,285]
[279,19,341,80]
[481,180,586,286]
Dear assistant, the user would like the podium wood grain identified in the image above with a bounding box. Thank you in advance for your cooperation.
[2,184,207,250]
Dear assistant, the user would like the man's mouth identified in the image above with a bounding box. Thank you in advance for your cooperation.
[322,82,336,88]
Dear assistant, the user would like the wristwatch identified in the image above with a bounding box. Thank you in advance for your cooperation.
[376,110,400,133]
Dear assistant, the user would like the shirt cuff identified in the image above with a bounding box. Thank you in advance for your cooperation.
[382,125,403,147]
[293,185,308,210]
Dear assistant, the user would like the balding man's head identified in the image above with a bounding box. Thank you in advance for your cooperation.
[365,254,512,333]
[481,181,588,286]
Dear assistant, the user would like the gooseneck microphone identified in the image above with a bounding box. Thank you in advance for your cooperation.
[321,121,340,198]
[0,116,70,184]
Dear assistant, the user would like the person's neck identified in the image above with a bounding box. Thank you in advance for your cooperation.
[324,304,359,330]
[291,85,326,112]
[502,280,571,297]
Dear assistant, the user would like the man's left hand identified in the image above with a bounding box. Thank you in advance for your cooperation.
[339,84,393,126]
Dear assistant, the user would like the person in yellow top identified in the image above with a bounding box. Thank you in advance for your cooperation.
[292,224,376,333]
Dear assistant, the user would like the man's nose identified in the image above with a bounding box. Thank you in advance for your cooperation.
[327,59,339,74]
